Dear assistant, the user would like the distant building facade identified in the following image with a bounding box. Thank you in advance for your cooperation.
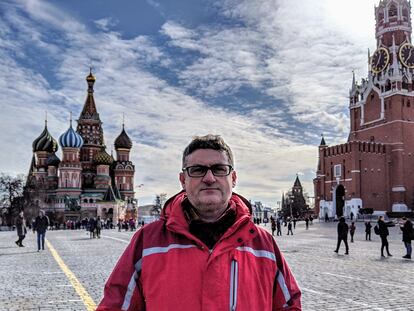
[25,71,136,224]
[314,0,414,219]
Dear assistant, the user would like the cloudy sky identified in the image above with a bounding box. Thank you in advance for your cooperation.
[0,0,385,206]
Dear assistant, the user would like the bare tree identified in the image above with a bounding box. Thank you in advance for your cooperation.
[0,173,25,225]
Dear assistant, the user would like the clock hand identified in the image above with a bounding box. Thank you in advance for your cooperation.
[408,48,413,63]
[376,53,382,67]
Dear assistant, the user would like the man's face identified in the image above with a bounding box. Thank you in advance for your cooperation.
[179,149,237,222]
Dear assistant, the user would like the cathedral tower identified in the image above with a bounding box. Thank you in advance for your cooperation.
[113,124,135,203]
[77,69,105,189]
[32,120,58,197]
[58,119,84,197]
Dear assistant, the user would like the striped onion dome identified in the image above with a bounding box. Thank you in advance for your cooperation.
[114,125,132,149]
[94,148,114,166]
[32,124,58,153]
[59,123,84,148]
[46,153,61,167]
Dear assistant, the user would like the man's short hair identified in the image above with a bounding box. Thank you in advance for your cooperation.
[182,134,234,168]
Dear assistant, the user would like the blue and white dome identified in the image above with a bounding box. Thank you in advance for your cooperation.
[59,123,84,148]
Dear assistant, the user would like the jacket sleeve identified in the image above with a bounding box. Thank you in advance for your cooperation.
[272,240,302,311]
[96,229,145,311]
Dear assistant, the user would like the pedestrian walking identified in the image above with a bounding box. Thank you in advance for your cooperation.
[33,210,49,251]
[89,217,96,238]
[293,218,297,229]
[365,221,372,241]
[287,221,293,235]
[276,219,282,236]
[377,215,393,257]
[400,217,413,259]
[305,217,309,230]
[271,218,276,236]
[97,134,301,310]
[15,211,27,247]
[309,215,313,225]
[96,216,102,238]
[350,222,356,243]
[334,216,349,255]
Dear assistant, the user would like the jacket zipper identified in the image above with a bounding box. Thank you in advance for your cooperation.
[229,259,238,311]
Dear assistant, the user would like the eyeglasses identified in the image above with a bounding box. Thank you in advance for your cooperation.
[183,164,233,177]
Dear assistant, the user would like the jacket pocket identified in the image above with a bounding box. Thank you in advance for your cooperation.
[230,259,238,311]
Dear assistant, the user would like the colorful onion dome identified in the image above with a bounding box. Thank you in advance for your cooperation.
[94,148,114,166]
[46,153,61,167]
[32,124,58,153]
[59,123,84,148]
[114,125,133,149]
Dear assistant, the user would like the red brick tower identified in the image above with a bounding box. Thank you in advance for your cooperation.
[76,69,105,189]
[314,0,414,218]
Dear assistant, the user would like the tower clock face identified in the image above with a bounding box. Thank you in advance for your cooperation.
[399,43,414,68]
[371,47,390,74]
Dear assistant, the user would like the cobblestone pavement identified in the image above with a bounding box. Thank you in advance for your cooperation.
[0,220,413,310]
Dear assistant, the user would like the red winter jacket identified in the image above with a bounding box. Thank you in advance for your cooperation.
[97,192,301,311]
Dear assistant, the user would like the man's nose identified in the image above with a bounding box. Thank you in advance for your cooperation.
[202,169,216,183]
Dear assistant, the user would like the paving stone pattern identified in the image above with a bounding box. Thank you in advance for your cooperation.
[0,220,412,310]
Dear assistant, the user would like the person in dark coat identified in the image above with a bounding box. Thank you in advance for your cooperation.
[349,222,356,243]
[287,221,293,235]
[334,216,349,254]
[276,219,282,236]
[15,211,27,247]
[365,221,372,241]
[305,217,309,230]
[378,215,393,257]
[89,217,97,238]
[96,216,102,238]
[271,218,276,236]
[33,210,49,251]
[400,217,413,259]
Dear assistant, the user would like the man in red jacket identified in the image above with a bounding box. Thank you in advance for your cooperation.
[97,134,301,311]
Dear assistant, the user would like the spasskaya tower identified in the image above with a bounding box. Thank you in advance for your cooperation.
[315,0,414,219]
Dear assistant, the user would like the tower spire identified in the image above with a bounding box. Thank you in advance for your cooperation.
[45,111,48,128]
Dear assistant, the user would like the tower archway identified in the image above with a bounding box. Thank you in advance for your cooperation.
[335,185,345,217]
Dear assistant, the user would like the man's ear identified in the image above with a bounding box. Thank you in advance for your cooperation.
[179,172,186,190]
[231,170,237,188]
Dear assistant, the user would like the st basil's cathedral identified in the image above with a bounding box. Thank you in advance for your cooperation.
[25,70,136,224]
[314,0,414,219]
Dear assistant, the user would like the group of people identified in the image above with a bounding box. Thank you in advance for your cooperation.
[270,215,313,236]
[117,218,140,232]
[335,215,414,259]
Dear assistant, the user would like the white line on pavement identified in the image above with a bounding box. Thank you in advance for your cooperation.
[323,272,410,289]
[101,235,130,244]
[48,299,83,303]
[301,287,391,311]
